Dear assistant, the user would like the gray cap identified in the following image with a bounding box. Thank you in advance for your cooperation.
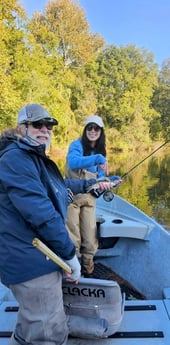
[17,104,58,125]
[85,115,104,128]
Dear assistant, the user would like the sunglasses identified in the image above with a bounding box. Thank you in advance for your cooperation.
[86,124,101,132]
[28,120,55,130]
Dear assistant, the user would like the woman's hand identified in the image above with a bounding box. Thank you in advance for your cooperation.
[99,161,109,175]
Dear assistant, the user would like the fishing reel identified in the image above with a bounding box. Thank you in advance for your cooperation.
[103,190,114,202]
[88,182,115,202]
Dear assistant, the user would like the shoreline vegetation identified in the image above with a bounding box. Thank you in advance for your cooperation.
[50,140,168,173]
[0,0,169,148]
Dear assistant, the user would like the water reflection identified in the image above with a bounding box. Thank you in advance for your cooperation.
[109,150,170,231]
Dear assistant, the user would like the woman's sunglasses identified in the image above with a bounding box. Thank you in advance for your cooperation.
[86,124,101,132]
[27,120,55,130]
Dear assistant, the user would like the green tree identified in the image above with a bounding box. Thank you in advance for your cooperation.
[1,0,166,147]
[25,0,104,141]
[91,45,158,142]
[28,0,104,67]
[0,0,26,129]
[151,59,170,140]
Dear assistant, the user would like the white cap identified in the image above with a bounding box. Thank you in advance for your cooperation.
[17,104,58,125]
[85,115,104,128]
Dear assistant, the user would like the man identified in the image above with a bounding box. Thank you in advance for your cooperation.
[0,104,109,345]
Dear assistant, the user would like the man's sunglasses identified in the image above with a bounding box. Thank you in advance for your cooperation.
[27,120,55,130]
[86,124,101,132]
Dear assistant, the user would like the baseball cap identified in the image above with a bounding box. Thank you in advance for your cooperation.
[85,115,104,128]
[17,104,58,125]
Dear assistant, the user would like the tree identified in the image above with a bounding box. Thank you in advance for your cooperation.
[28,0,104,67]
[151,59,170,140]
[25,0,104,141]
[0,0,26,129]
[93,45,158,141]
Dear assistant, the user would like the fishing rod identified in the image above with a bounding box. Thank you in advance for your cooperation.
[102,139,169,202]
[121,140,169,179]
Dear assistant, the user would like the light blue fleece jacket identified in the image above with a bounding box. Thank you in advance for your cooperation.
[66,138,107,178]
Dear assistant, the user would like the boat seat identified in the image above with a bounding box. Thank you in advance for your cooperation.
[62,277,124,338]
[98,216,153,240]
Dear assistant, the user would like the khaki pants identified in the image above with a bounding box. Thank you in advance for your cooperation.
[66,193,98,273]
[9,271,68,345]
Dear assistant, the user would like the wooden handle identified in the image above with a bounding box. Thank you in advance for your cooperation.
[32,238,72,274]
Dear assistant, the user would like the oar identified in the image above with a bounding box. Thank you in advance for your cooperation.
[32,238,72,273]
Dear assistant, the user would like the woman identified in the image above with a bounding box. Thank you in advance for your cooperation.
[65,115,121,276]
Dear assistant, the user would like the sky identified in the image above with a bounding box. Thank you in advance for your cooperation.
[20,0,170,67]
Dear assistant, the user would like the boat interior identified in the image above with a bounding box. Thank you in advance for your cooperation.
[1,194,170,344]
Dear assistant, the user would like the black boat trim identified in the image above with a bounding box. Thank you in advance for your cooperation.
[109,331,164,338]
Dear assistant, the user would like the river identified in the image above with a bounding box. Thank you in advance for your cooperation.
[108,145,170,231]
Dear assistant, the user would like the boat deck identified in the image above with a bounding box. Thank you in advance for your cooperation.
[1,298,170,345]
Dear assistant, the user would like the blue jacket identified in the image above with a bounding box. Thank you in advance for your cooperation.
[0,134,96,286]
[66,138,106,178]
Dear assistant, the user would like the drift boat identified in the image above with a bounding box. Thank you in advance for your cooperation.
[1,193,170,344]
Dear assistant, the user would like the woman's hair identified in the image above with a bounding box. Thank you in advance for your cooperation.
[81,126,106,157]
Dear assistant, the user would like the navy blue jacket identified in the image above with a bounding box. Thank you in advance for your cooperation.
[0,134,96,286]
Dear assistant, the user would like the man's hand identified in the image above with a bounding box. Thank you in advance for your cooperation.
[97,180,113,190]
[65,254,81,284]
[87,176,122,198]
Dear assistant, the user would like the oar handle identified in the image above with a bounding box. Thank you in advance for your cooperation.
[32,238,72,274]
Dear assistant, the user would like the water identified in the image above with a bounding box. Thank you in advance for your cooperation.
[108,147,170,231]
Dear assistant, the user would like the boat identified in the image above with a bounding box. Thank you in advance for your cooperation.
[1,193,170,344]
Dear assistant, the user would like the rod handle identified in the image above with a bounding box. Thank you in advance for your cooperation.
[32,238,72,274]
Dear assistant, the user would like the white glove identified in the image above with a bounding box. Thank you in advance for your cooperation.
[65,254,81,281]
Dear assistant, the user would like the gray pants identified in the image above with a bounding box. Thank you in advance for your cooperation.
[9,271,68,345]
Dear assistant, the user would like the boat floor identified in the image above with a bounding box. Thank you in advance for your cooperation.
[1,298,170,345]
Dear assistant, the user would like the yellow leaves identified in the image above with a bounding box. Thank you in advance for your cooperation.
[29,0,104,66]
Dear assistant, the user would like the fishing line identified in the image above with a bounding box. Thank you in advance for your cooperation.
[103,140,169,202]
[121,140,169,179]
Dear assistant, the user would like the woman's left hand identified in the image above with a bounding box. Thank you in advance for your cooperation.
[99,161,109,175]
